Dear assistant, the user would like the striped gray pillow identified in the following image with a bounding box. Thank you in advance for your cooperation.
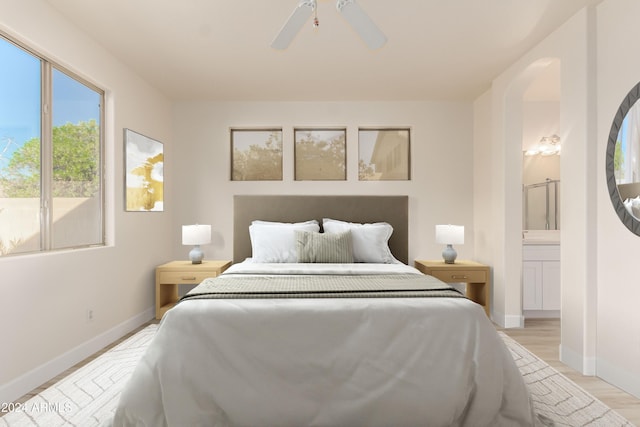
[296,230,353,263]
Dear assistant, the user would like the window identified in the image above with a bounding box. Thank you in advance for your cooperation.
[358,128,411,181]
[0,33,104,256]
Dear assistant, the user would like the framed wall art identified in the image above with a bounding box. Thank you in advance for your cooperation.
[231,128,283,181]
[124,128,164,211]
[358,128,411,181]
[294,128,346,181]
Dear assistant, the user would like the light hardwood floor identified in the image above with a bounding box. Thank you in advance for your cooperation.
[5,318,640,425]
[500,318,640,425]
[5,321,159,407]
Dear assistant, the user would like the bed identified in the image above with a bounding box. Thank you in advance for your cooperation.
[618,182,640,218]
[108,196,535,427]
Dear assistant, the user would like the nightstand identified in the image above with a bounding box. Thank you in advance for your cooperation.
[414,260,491,317]
[155,260,231,319]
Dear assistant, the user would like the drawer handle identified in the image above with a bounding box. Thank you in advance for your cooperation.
[451,275,468,280]
[181,276,197,281]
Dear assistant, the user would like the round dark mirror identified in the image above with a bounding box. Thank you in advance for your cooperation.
[606,82,640,235]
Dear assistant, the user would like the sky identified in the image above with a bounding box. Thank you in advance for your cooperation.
[0,36,100,170]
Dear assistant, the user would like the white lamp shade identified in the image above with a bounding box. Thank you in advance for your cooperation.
[182,224,211,245]
[435,224,464,245]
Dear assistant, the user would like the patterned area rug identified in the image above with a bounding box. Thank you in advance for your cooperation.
[500,332,635,427]
[0,325,157,427]
[0,325,634,426]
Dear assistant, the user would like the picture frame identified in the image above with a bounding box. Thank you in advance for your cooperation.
[124,128,164,211]
[358,128,411,181]
[294,128,346,181]
[231,128,283,181]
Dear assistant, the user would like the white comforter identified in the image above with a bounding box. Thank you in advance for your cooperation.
[109,263,534,426]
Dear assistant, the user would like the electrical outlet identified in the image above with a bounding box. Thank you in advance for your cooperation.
[86,309,94,322]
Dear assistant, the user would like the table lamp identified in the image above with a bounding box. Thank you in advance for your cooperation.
[182,224,211,264]
[435,224,464,264]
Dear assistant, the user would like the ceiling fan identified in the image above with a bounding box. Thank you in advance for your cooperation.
[271,0,387,50]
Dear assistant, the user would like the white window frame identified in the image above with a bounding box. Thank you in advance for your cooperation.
[0,32,105,255]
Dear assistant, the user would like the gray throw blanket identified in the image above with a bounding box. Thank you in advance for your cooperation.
[180,273,465,301]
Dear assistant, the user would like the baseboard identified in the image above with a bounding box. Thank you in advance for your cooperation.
[504,314,525,328]
[597,356,640,399]
[560,343,596,376]
[0,307,154,404]
[491,310,525,328]
[523,310,560,319]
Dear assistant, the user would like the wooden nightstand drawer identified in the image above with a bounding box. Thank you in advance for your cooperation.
[429,270,486,283]
[155,260,232,320]
[414,260,491,317]
[158,270,218,285]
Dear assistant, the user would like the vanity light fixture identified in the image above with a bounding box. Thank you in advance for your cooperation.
[182,224,211,264]
[435,224,464,264]
[525,134,561,156]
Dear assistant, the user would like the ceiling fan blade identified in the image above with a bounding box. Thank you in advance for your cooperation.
[271,0,316,50]
[336,0,387,50]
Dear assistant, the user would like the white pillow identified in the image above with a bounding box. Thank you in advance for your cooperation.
[322,218,397,263]
[631,196,640,218]
[249,220,320,263]
[252,220,319,226]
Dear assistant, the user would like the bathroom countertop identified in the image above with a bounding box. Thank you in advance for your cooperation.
[522,230,560,245]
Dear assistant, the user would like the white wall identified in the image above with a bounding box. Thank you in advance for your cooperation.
[170,101,475,265]
[522,101,561,155]
[595,0,640,398]
[0,0,173,403]
[472,93,494,268]
[480,0,640,397]
[478,7,597,376]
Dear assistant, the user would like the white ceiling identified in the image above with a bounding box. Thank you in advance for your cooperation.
[44,0,599,102]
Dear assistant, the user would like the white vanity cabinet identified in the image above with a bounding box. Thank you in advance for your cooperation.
[522,243,560,317]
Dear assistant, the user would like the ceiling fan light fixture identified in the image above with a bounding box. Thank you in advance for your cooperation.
[271,0,317,50]
[271,0,386,50]
[336,0,387,49]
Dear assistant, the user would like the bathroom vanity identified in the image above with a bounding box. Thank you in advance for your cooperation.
[522,230,560,318]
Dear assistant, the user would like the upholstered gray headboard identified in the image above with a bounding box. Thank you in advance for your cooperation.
[233,195,409,264]
[617,182,640,200]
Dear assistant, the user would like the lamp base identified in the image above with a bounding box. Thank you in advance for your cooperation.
[189,245,204,264]
[442,244,457,264]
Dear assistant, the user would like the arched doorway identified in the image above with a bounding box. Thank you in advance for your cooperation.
[521,59,562,319]
[502,57,561,327]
